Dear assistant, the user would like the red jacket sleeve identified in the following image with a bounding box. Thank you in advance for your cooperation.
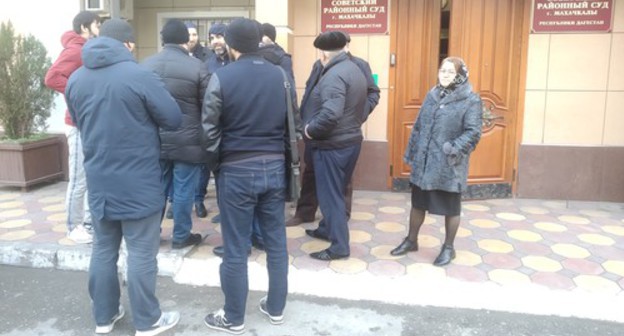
[45,45,82,94]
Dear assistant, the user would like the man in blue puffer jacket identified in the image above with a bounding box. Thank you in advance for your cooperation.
[65,19,182,336]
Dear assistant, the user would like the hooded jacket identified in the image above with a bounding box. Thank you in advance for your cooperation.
[301,52,367,149]
[257,43,294,81]
[404,83,482,193]
[44,31,87,126]
[142,44,211,164]
[65,37,182,221]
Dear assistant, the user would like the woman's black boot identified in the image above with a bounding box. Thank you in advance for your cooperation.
[433,244,456,266]
[390,237,418,256]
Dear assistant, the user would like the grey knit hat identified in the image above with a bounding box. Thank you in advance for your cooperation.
[100,19,135,43]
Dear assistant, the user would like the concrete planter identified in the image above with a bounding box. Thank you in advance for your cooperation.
[0,135,64,190]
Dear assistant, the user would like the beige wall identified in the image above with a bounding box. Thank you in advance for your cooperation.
[133,0,255,60]
[523,0,624,146]
[291,0,390,141]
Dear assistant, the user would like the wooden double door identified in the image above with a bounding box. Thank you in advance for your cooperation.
[389,0,530,197]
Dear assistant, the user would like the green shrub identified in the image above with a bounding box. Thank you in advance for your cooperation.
[0,21,55,140]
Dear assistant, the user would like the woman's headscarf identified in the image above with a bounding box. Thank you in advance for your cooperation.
[437,57,469,99]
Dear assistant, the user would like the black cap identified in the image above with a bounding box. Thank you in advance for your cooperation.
[224,18,260,53]
[99,19,135,43]
[161,19,190,44]
[261,23,276,42]
[313,31,347,51]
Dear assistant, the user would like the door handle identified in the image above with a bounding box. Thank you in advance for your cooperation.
[482,105,503,128]
[390,53,396,67]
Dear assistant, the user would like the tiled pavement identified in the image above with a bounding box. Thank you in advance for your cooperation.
[1,182,624,323]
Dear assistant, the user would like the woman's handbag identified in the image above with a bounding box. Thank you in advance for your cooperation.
[278,67,301,202]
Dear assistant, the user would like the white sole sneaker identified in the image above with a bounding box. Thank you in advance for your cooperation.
[259,297,284,325]
[135,311,180,336]
[95,306,125,334]
[67,226,93,244]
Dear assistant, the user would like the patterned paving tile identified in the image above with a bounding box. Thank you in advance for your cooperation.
[0,219,31,229]
[2,182,624,301]
[482,253,522,269]
[368,260,406,277]
[447,265,489,282]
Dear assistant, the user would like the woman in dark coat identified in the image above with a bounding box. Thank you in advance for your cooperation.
[390,57,482,266]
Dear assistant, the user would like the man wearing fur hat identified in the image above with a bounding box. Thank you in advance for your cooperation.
[65,18,182,336]
[142,19,211,250]
[286,31,380,228]
[201,17,292,334]
[301,31,368,261]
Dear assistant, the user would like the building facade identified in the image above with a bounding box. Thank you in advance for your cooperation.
[2,0,622,201]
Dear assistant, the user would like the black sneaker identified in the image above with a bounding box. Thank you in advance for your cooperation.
[259,296,284,325]
[204,309,245,335]
[171,233,202,249]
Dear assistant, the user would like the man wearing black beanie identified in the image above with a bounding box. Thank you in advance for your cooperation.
[201,17,296,334]
[142,18,210,251]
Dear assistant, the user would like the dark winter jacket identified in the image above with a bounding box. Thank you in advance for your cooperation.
[201,53,289,170]
[204,52,230,74]
[349,54,380,120]
[300,53,379,123]
[44,31,87,126]
[66,37,182,221]
[257,43,294,81]
[190,43,212,62]
[142,44,210,164]
[301,52,367,149]
[404,83,482,193]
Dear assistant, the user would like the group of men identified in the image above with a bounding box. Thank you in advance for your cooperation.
[47,10,378,336]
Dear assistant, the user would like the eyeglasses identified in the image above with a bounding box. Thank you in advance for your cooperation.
[438,69,457,75]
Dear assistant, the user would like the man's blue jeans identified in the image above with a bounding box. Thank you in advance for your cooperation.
[195,164,210,203]
[216,158,288,325]
[312,143,361,256]
[88,211,162,330]
[161,160,201,242]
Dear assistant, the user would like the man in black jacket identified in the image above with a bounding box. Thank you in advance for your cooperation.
[186,21,212,62]
[201,18,290,334]
[257,23,294,81]
[302,31,368,261]
[142,19,210,249]
[286,31,380,227]
[195,22,232,222]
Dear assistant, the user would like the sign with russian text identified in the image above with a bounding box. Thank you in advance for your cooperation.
[532,0,613,33]
[321,0,388,34]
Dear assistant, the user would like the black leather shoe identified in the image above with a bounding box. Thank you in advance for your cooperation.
[172,233,203,249]
[165,206,173,219]
[285,216,315,227]
[390,237,418,256]
[310,249,349,261]
[305,229,330,242]
[213,245,251,258]
[433,244,456,266]
[195,202,208,218]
